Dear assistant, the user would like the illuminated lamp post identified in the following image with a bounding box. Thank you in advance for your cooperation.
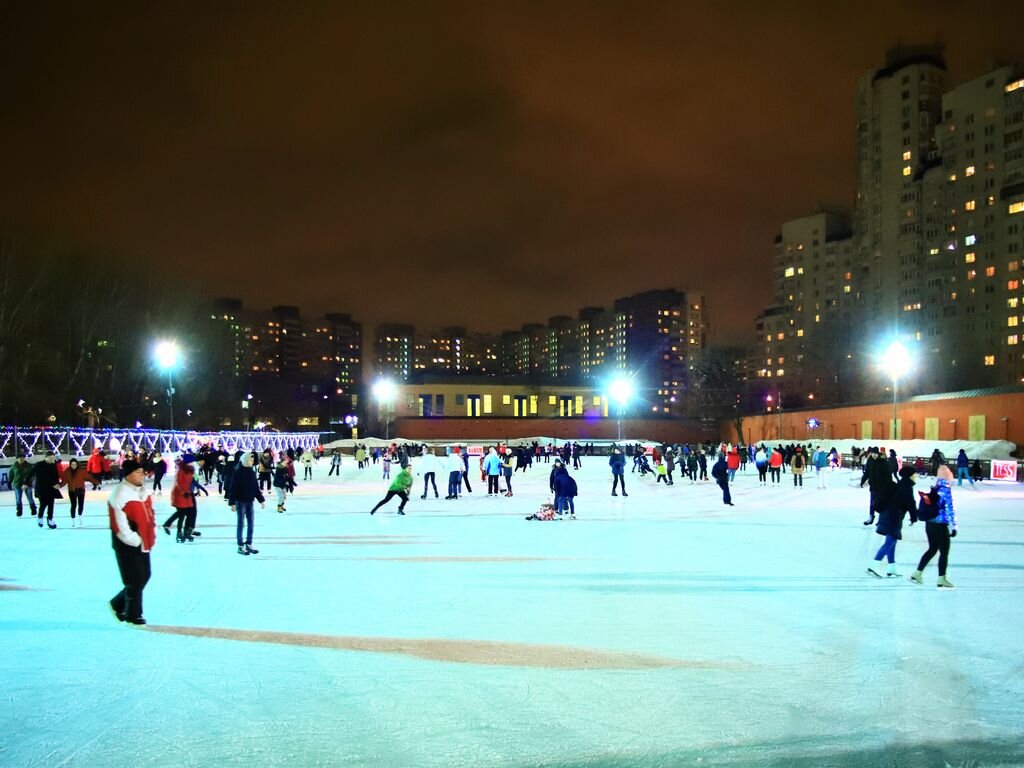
[373,380,396,441]
[153,341,181,432]
[881,340,912,440]
[608,377,634,442]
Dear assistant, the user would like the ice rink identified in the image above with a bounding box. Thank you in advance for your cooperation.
[2,457,1023,767]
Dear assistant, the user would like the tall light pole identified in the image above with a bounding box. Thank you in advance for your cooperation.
[608,377,634,442]
[154,341,181,432]
[881,340,912,440]
[372,379,396,441]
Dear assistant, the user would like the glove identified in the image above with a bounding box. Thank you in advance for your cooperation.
[950,529,957,538]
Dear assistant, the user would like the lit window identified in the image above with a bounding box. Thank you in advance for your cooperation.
[784,267,795,277]
[1010,262,1020,272]
[965,253,976,263]
[796,329,804,337]
[949,173,957,182]
[1010,316,1019,327]
[814,314,820,322]
[777,369,785,377]
[965,235,977,246]
[1010,298,1020,308]
[984,355,995,366]
[548,395,556,405]
[965,200,976,211]
[902,166,912,177]
[1010,202,1024,215]
[776,332,785,340]
[843,285,852,293]
[929,247,940,255]
[986,266,996,277]
[902,150,912,161]
[502,395,511,405]
[797,267,804,275]
[777,356,785,364]
[1009,335,1020,345]
[965,165,976,177]
[967,270,977,280]
[1010,280,1021,291]
[844,272,852,280]
[1007,79,1024,93]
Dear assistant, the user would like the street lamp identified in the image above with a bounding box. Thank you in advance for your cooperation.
[153,341,181,431]
[372,379,396,440]
[881,340,912,440]
[608,377,634,442]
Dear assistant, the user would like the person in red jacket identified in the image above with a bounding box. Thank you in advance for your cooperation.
[86,448,105,489]
[62,457,99,526]
[164,454,196,542]
[108,459,156,625]
[726,446,741,483]
[768,447,784,485]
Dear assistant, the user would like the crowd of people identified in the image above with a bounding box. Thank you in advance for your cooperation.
[4,437,987,624]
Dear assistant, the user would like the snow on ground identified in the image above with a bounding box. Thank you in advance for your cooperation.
[1,458,1023,767]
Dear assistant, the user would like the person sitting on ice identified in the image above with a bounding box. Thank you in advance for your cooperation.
[525,502,559,521]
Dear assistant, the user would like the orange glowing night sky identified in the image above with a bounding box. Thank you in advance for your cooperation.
[2,2,1023,341]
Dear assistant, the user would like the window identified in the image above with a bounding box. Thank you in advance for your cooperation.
[575,395,584,415]
[784,267,795,277]
[902,166,912,177]
[965,165,976,177]
[1007,79,1024,93]
[965,235,977,246]
[548,395,556,406]
[965,200,976,211]
[502,394,511,405]
[592,396,601,406]
[984,355,995,366]
[965,253,976,264]
[1010,202,1024,215]
[530,395,538,414]
[967,270,977,280]
[1009,280,1021,291]
[1008,335,1019,345]
[796,329,804,337]
[986,266,996,277]
[1010,317,1019,327]
[902,150,912,161]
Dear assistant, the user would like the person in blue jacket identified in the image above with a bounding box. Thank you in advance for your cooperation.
[910,465,958,588]
[955,449,975,487]
[483,447,502,496]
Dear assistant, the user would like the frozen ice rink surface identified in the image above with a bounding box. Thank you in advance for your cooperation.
[2,459,1023,767]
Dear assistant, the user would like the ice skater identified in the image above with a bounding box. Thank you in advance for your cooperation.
[61,457,99,526]
[910,465,958,588]
[609,447,628,496]
[860,446,894,526]
[34,452,63,529]
[711,453,734,506]
[370,464,412,515]
[419,447,440,499]
[108,459,156,625]
[10,453,37,518]
[867,466,918,578]
[228,452,265,555]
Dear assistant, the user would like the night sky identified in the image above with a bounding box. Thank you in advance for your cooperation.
[3,2,1023,343]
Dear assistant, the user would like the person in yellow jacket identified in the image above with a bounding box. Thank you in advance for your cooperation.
[370,464,413,515]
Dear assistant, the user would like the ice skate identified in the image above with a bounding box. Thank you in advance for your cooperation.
[937,576,955,589]
[238,545,249,555]
[885,563,901,578]
[47,520,57,529]
[245,545,259,555]
[909,570,923,584]
[866,561,885,578]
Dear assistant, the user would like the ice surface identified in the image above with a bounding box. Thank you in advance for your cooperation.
[2,459,1023,767]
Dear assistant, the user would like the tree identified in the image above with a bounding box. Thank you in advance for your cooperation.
[688,346,753,443]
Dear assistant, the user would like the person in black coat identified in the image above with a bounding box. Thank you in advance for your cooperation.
[34,452,63,529]
[860,447,895,526]
[867,466,918,577]
[887,449,900,482]
[711,454,733,506]
[551,463,578,518]
[228,453,265,555]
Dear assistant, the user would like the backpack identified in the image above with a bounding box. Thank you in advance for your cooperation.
[917,486,941,521]
[793,454,805,469]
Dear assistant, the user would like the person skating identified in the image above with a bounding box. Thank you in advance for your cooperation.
[61,457,99,526]
[910,465,958,588]
[813,446,829,489]
[955,449,975,488]
[149,451,167,495]
[257,449,274,491]
[10,453,37,517]
[860,447,894,526]
[228,452,265,555]
[501,450,515,496]
[867,466,918,578]
[551,461,578,518]
[108,459,156,625]
[328,450,341,477]
[164,453,197,542]
[34,451,63,528]
[272,457,294,512]
[790,446,806,488]
[370,464,412,515]
[86,448,105,489]
[300,450,314,481]
[445,447,463,499]
[483,447,501,496]
[609,447,628,496]
[419,447,440,499]
[711,453,734,506]
[754,445,768,486]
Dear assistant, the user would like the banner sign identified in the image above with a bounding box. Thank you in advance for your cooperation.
[990,460,1018,482]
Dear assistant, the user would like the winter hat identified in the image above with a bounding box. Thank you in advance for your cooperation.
[121,459,143,475]
[179,453,196,464]
[898,466,917,480]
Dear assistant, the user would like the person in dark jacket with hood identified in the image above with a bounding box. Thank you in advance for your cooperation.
[711,454,733,506]
[34,452,63,529]
[551,462,578,518]
[867,466,918,578]
[887,449,900,482]
[860,447,894,526]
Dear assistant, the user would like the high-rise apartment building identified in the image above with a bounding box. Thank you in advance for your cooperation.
[753,48,1024,402]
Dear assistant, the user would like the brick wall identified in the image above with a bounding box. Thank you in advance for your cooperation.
[393,417,716,444]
